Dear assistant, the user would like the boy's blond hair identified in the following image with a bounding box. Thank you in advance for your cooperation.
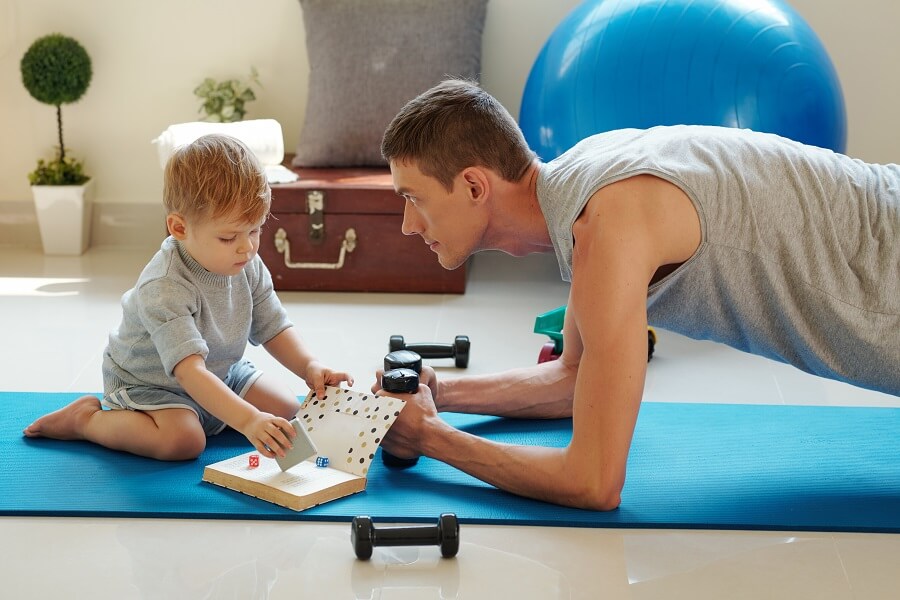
[163,134,271,224]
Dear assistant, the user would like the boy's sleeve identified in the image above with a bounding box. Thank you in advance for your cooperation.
[137,278,209,378]
[248,256,293,346]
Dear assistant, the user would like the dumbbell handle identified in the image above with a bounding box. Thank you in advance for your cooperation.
[373,524,441,547]
[381,368,419,469]
[400,343,457,358]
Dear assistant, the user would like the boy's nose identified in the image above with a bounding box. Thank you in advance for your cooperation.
[236,238,253,254]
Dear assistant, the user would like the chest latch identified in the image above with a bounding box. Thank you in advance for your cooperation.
[307,190,325,244]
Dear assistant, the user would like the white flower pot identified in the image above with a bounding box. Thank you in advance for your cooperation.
[31,179,94,255]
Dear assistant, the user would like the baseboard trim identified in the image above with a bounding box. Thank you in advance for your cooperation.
[0,200,166,250]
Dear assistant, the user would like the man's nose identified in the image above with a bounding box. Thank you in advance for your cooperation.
[401,202,420,236]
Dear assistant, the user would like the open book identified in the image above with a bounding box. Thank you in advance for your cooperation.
[202,385,405,511]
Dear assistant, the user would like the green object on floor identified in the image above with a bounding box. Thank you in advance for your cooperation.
[533,305,567,354]
[533,305,658,360]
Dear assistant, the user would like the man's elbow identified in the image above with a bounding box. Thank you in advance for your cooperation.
[557,447,626,510]
[582,486,622,512]
[566,477,623,511]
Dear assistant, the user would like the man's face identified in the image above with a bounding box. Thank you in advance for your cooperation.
[389,160,486,271]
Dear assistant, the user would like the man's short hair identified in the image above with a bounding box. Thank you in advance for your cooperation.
[382,79,536,191]
[163,134,271,224]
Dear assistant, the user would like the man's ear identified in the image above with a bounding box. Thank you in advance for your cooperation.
[166,213,188,239]
[460,167,490,206]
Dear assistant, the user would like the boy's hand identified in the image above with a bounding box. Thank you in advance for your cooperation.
[305,360,354,398]
[240,413,296,459]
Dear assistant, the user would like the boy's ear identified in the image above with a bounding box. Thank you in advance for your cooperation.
[166,213,188,239]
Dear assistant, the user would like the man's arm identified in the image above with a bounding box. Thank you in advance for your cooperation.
[434,362,577,418]
[382,175,701,510]
[408,285,583,420]
[391,215,651,509]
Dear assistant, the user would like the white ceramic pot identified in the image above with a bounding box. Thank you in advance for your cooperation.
[31,179,94,255]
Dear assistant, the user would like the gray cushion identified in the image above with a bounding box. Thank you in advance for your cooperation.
[293,0,488,167]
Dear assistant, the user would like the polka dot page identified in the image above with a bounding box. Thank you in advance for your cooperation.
[297,386,406,478]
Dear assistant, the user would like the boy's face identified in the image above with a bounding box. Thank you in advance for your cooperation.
[390,159,486,271]
[169,211,265,276]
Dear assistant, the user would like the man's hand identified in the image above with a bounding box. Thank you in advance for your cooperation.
[371,365,440,408]
[238,412,297,459]
[376,383,439,460]
[418,366,441,409]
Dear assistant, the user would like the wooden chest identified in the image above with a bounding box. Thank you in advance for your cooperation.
[259,164,467,293]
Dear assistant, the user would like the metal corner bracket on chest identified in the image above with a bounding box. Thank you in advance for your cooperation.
[273,190,357,270]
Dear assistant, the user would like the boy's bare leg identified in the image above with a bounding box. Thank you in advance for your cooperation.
[23,395,206,460]
[243,373,302,420]
[23,395,101,441]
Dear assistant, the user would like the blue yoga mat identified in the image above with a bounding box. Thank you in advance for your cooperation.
[3,392,899,532]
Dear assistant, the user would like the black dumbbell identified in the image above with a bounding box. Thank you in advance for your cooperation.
[380,352,421,469]
[384,349,422,374]
[389,335,470,368]
[351,513,460,560]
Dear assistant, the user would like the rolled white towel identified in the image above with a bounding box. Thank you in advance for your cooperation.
[152,119,298,184]
[152,119,287,169]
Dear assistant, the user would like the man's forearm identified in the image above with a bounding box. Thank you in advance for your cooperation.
[438,359,578,419]
[422,420,616,510]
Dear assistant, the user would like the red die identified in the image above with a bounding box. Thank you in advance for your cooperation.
[249,454,260,468]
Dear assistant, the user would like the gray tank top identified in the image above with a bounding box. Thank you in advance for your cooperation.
[536,125,899,396]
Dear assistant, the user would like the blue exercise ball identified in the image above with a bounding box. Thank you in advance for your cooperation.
[520,0,847,161]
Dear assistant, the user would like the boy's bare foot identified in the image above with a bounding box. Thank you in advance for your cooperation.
[23,395,102,440]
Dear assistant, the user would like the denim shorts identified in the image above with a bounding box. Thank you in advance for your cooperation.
[101,359,262,436]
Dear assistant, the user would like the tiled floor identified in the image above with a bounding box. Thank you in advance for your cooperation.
[1,244,898,599]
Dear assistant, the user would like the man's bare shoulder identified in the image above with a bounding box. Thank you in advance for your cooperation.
[572,174,701,270]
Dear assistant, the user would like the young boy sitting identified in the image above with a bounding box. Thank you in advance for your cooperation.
[24,134,352,461]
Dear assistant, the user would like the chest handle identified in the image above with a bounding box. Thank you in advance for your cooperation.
[273,227,357,270]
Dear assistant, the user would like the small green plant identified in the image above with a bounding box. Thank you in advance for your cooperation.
[28,156,88,186]
[193,67,261,123]
[20,33,92,185]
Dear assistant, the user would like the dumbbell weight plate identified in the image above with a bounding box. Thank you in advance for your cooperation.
[389,335,405,353]
[351,515,374,560]
[439,513,460,558]
[384,350,422,374]
[453,335,470,368]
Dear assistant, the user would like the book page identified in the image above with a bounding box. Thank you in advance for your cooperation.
[207,451,360,496]
[298,386,405,477]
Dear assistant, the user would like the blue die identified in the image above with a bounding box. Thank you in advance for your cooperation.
[316,456,329,468]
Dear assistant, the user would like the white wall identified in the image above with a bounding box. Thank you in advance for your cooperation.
[1,0,899,209]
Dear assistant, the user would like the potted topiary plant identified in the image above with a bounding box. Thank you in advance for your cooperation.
[20,33,94,255]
